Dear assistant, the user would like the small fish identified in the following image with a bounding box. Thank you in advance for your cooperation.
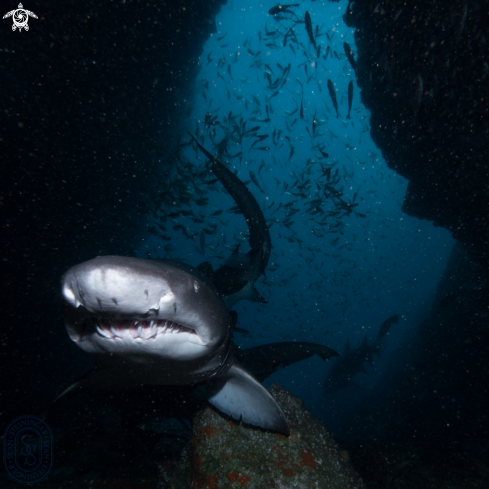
[283,27,291,48]
[286,118,297,131]
[343,42,356,72]
[347,81,353,119]
[304,11,317,50]
[327,79,339,118]
[287,145,295,162]
[319,148,329,159]
[343,0,354,28]
[217,34,227,42]
[269,3,299,16]
[300,94,304,119]
[249,170,266,194]
[254,134,270,143]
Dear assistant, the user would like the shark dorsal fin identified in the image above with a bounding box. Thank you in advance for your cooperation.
[344,339,351,354]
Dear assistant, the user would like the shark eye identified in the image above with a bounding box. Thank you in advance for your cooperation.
[193,281,200,293]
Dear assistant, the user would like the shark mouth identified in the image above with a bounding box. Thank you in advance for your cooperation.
[89,318,196,341]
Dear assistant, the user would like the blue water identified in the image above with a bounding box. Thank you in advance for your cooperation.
[137,0,454,433]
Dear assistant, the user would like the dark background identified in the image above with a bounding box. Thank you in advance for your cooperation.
[0,0,225,423]
[1,0,488,457]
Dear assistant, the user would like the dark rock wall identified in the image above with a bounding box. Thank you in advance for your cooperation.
[0,0,225,424]
[343,0,489,446]
[343,224,489,446]
[350,0,489,266]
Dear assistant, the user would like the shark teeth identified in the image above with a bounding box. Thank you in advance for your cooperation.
[110,326,120,338]
[148,321,157,339]
[94,318,194,341]
[96,324,114,340]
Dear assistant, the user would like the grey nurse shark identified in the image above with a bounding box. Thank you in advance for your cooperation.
[58,138,339,436]
[60,255,290,435]
[323,314,400,394]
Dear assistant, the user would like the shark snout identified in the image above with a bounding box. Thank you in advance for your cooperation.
[61,257,176,318]
[61,256,232,350]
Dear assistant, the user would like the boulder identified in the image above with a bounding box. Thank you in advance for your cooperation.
[168,384,365,488]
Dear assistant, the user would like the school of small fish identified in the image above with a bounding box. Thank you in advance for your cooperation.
[131,3,448,346]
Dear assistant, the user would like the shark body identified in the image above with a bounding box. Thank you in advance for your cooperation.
[60,255,289,435]
[324,314,400,394]
[189,134,270,308]
[52,341,339,428]
[56,138,340,436]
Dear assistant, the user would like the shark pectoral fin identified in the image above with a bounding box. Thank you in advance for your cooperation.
[54,368,100,402]
[205,363,290,436]
[54,368,118,403]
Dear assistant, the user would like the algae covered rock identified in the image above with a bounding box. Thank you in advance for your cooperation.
[169,383,365,488]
